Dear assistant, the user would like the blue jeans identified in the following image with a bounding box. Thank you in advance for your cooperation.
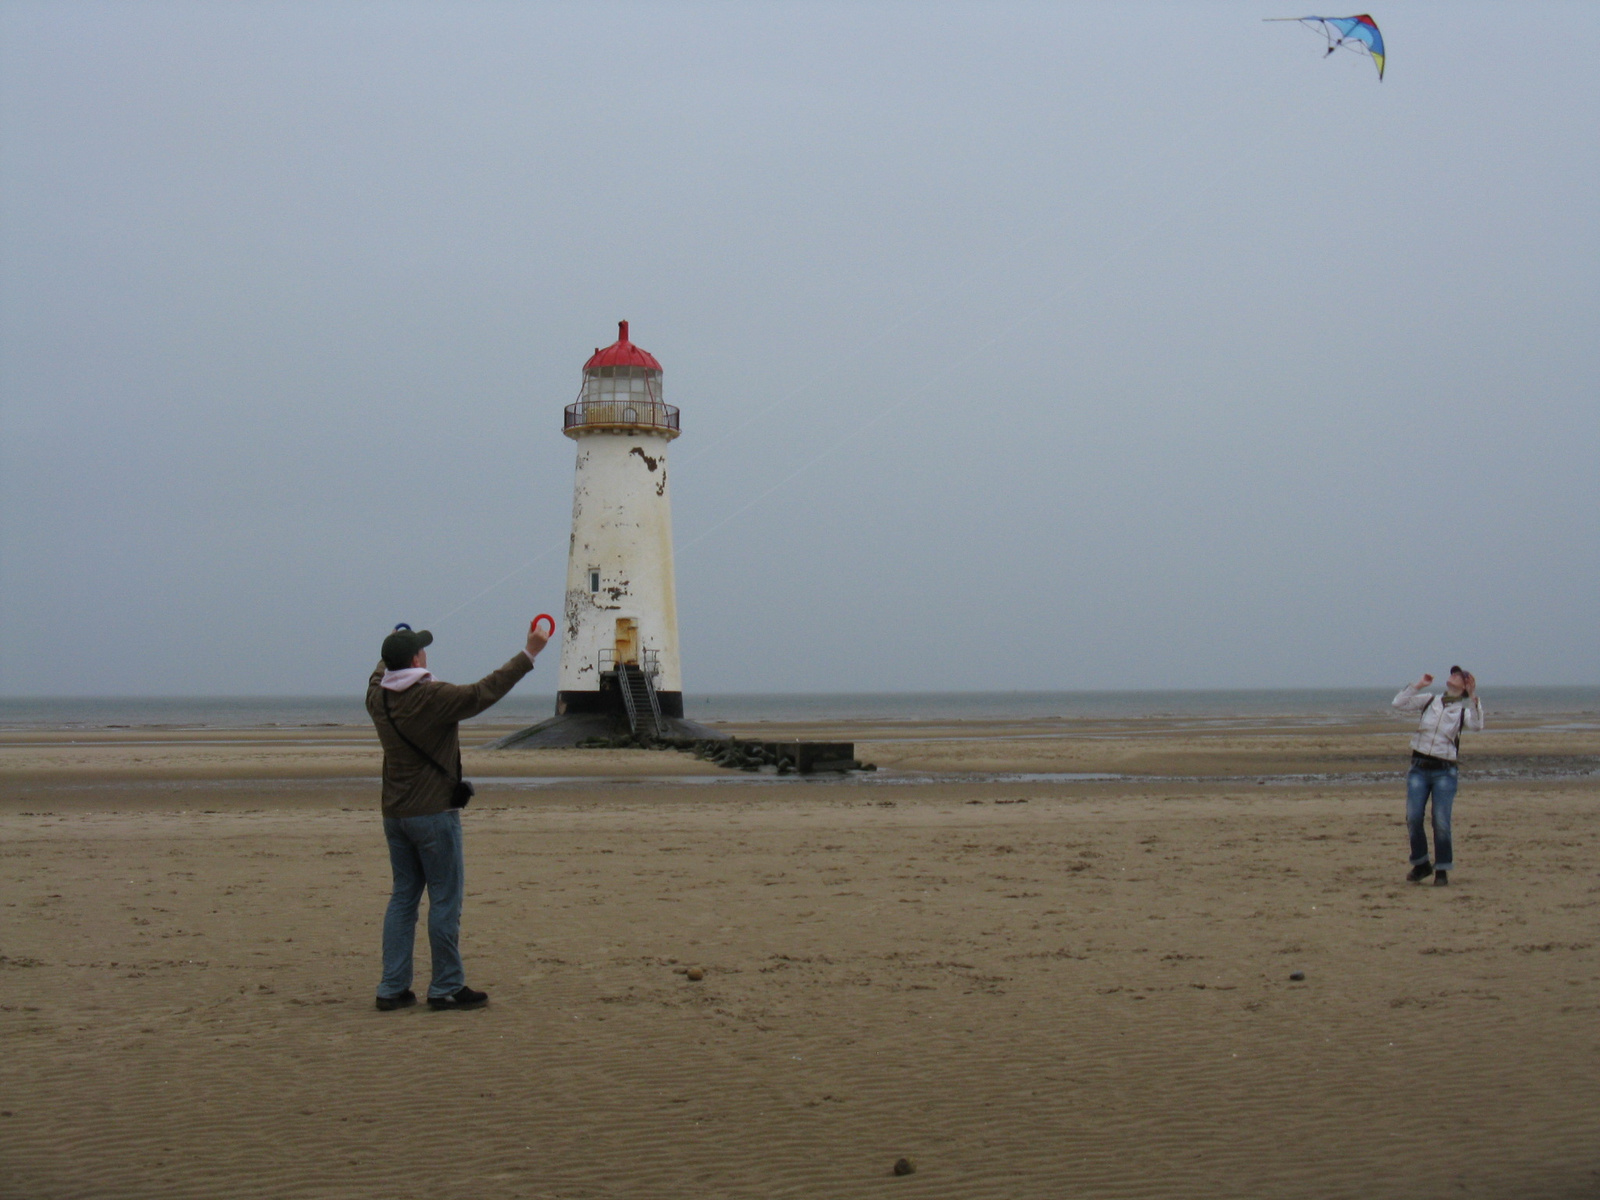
[380,810,466,1000]
[1406,762,1457,872]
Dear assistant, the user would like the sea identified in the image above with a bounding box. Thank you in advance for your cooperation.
[2,688,1596,731]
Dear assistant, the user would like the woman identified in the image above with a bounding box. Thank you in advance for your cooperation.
[1392,666,1482,886]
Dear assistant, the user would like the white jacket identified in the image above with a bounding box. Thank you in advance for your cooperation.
[1393,684,1484,761]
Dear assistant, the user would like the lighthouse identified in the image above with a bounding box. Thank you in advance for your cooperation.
[555,320,684,721]
[494,321,724,749]
[491,322,859,768]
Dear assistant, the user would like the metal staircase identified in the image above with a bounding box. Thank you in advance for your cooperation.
[616,663,667,739]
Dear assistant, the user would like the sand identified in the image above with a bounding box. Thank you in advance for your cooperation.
[1,714,1597,1199]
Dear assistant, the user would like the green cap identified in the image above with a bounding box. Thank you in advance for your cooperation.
[381,624,433,669]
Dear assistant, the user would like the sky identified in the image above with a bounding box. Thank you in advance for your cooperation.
[1,1,1596,697]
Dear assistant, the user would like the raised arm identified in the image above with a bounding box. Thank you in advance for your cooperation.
[430,655,535,723]
[1463,673,1484,731]
[429,624,551,723]
[1393,674,1434,713]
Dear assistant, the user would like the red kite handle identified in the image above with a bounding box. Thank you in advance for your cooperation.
[531,614,556,638]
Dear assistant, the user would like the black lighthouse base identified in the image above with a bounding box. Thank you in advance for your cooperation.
[555,686,684,718]
[487,680,720,750]
[486,710,725,749]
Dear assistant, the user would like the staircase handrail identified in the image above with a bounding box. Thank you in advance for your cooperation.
[641,668,667,737]
[616,663,641,735]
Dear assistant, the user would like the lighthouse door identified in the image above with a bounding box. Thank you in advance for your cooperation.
[613,618,640,666]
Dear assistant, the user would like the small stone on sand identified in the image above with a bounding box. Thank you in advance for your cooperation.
[1289,971,1306,981]
[892,1157,916,1176]
[686,967,704,981]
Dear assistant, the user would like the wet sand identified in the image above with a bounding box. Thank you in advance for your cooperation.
[1,715,1597,1198]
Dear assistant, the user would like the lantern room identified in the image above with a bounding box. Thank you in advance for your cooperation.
[564,320,680,438]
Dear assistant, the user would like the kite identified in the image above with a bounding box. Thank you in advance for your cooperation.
[1267,14,1386,80]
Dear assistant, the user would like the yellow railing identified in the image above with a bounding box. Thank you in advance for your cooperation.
[564,400,680,434]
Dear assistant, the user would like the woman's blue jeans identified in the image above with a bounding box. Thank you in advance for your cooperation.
[379,809,465,1000]
[1406,762,1457,872]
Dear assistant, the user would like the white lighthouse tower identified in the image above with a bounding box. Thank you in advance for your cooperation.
[554,321,684,723]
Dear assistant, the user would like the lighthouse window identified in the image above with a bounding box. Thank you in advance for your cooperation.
[589,569,600,593]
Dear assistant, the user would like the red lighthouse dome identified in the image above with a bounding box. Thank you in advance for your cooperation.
[584,320,661,372]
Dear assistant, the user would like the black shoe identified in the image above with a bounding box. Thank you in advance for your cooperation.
[1406,863,1434,883]
[375,989,416,1012]
[428,986,488,1010]
[1433,870,1449,887]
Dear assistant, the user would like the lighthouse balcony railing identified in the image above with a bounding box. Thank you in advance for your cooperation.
[564,399,680,434]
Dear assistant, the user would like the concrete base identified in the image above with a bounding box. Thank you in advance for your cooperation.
[486,711,726,750]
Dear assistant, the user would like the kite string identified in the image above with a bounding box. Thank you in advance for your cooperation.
[672,169,1128,472]
[435,98,1306,620]
[428,181,1126,628]
[433,540,562,624]
[675,137,1265,557]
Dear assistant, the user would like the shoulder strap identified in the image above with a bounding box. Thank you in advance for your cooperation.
[382,689,462,784]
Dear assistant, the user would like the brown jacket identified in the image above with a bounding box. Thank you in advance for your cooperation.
[366,653,534,818]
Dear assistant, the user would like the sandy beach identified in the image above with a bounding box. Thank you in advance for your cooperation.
[2,713,1597,1199]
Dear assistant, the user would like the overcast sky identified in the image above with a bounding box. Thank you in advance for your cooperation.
[2,1,1595,697]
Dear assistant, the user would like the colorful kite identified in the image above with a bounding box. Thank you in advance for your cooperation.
[1267,14,1386,80]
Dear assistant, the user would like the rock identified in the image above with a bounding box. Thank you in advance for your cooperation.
[892,1157,916,1176]
[686,967,704,981]
[1289,971,1306,981]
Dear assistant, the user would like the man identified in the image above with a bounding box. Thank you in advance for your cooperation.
[1392,665,1483,887]
[366,620,548,1011]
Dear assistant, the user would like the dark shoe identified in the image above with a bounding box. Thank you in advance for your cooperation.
[428,986,488,1010]
[1406,863,1434,883]
[1433,870,1449,887]
[375,989,416,1012]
